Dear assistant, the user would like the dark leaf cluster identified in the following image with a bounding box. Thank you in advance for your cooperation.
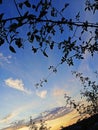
[0,0,98,65]
[64,71,98,120]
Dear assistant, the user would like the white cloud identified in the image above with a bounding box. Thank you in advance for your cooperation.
[0,52,12,64]
[36,90,47,99]
[5,78,32,94]
[53,88,65,97]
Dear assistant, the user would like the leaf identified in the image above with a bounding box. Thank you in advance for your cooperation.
[79,37,81,40]
[32,47,37,53]
[44,79,47,82]
[43,51,48,57]
[39,11,47,18]
[27,32,31,36]
[40,42,42,47]
[9,46,16,53]
[32,4,36,9]
[31,34,34,42]
[15,38,22,48]
[0,13,4,20]
[61,3,69,12]
[23,11,29,17]
[19,3,23,9]
[50,42,54,49]
[24,0,31,8]
[76,12,80,21]
[0,37,4,46]
[33,29,38,34]
[0,0,2,4]
[9,23,17,32]
[64,3,69,8]
[35,35,40,42]
[51,7,57,17]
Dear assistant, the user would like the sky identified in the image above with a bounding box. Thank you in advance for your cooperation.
[0,0,98,129]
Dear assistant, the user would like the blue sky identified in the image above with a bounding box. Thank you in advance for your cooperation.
[0,0,98,129]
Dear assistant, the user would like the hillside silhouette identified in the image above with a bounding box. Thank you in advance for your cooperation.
[61,113,98,130]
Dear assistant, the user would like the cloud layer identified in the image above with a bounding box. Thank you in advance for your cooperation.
[36,90,47,98]
[5,78,31,94]
[0,110,20,124]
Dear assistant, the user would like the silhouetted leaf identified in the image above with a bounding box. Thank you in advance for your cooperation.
[79,37,81,40]
[27,32,31,36]
[23,11,29,17]
[24,0,31,8]
[61,3,69,12]
[43,51,48,57]
[44,79,47,82]
[9,46,16,53]
[30,34,34,42]
[76,12,80,21]
[15,38,22,48]
[19,3,23,9]
[9,23,17,32]
[35,35,40,42]
[32,4,36,9]
[39,11,47,18]
[33,29,38,34]
[32,47,37,53]
[64,3,69,8]
[0,13,4,20]
[51,7,57,17]
[50,42,54,49]
[0,37,4,46]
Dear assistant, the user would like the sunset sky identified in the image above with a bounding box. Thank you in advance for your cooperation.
[0,0,98,129]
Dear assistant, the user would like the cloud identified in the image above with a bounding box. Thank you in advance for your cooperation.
[0,106,25,124]
[36,90,47,98]
[0,107,26,124]
[0,101,38,125]
[0,52,12,64]
[0,92,39,129]
[53,88,65,97]
[5,78,32,94]
[0,110,20,124]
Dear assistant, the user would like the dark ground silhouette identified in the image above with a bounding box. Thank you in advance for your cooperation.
[61,113,98,130]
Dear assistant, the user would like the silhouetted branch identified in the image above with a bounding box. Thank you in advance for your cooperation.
[1,16,98,28]
[14,0,22,17]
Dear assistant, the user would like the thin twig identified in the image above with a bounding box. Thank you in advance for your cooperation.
[14,0,22,17]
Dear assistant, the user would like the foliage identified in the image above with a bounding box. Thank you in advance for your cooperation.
[0,0,98,127]
[39,120,51,130]
[0,0,98,66]
[64,71,98,121]
[29,118,51,130]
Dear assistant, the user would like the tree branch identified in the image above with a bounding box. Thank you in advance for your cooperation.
[14,0,22,17]
[1,16,98,28]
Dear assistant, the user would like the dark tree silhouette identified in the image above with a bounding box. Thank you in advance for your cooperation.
[64,71,98,121]
[0,0,98,66]
[0,1,98,128]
